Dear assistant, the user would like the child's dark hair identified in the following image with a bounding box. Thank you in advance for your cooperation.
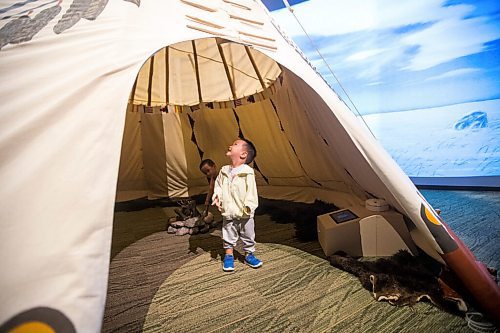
[199,158,215,170]
[241,138,257,164]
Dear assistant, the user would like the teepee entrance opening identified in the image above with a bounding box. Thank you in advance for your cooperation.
[116,37,364,207]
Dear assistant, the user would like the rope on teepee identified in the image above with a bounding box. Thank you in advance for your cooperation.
[281,0,376,138]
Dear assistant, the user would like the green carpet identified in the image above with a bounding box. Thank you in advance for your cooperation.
[142,243,469,333]
[420,190,500,269]
[104,190,499,332]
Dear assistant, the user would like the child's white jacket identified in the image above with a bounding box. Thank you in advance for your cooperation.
[212,164,259,219]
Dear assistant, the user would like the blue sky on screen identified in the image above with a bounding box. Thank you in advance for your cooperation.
[263,0,500,114]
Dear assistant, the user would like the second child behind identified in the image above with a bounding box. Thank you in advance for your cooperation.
[199,159,218,218]
[212,138,262,272]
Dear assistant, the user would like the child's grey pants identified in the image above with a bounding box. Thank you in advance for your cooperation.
[222,217,256,254]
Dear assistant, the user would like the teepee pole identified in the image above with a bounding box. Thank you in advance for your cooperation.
[165,47,169,105]
[216,39,237,101]
[191,40,203,104]
[245,45,266,91]
[147,55,154,106]
[129,78,138,105]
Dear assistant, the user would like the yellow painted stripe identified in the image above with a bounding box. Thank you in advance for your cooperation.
[10,322,55,333]
[424,207,441,225]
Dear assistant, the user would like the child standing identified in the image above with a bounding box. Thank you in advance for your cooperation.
[212,138,262,272]
[199,159,218,218]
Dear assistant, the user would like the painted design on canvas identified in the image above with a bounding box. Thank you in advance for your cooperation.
[0,307,76,332]
[0,0,141,50]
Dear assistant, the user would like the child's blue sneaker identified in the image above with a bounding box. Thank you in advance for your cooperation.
[223,254,234,272]
[245,253,263,268]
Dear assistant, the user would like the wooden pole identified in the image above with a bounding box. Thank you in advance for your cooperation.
[147,55,155,106]
[192,40,203,103]
[165,47,169,105]
[245,45,266,91]
[217,39,237,101]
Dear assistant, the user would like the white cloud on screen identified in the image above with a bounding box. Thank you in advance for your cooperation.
[401,17,500,70]
[424,68,481,81]
[272,0,473,37]
[272,0,500,72]
[314,38,405,80]
[346,49,384,62]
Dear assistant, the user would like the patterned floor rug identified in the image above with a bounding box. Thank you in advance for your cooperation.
[142,243,469,333]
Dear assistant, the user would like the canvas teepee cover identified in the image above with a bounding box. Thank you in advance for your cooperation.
[0,0,498,331]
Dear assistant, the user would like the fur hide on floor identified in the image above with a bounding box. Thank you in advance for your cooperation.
[329,250,468,314]
[256,198,338,241]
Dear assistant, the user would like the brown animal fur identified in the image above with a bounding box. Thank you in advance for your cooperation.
[329,250,467,313]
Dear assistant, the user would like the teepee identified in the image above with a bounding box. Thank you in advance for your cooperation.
[0,0,498,331]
